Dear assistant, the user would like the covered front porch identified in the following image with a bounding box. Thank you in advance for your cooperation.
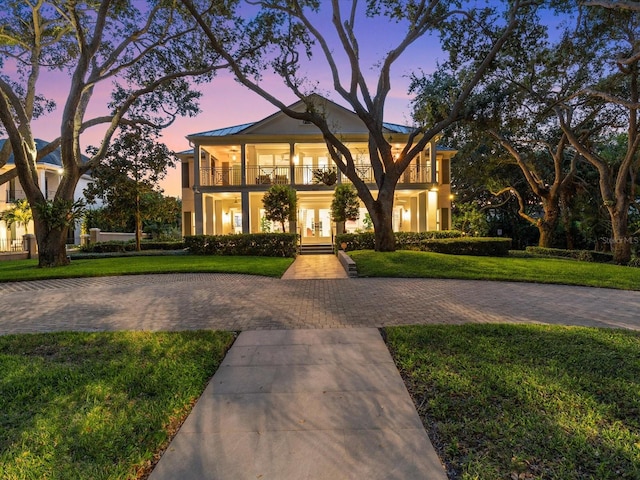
[186,188,448,242]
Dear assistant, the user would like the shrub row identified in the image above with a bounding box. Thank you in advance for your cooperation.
[525,246,614,263]
[421,237,512,257]
[80,240,184,253]
[336,230,464,251]
[184,233,297,257]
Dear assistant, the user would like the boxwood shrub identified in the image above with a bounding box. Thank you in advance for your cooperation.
[185,233,297,257]
[525,246,614,263]
[336,230,464,252]
[80,240,136,253]
[80,240,185,253]
[421,237,512,256]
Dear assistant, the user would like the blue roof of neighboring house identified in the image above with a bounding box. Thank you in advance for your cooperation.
[0,138,91,166]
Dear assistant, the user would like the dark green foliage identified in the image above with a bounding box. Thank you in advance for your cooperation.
[330,184,360,222]
[262,185,297,232]
[79,240,185,253]
[526,246,614,263]
[185,233,297,257]
[312,168,337,186]
[421,237,512,256]
[337,230,464,251]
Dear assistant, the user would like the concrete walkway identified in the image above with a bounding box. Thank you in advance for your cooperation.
[281,253,348,279]
[149,328,446,480]
[151,256,444,479]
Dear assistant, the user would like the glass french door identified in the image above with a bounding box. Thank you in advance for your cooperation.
[299,207,332,244]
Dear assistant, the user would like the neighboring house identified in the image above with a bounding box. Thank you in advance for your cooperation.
[180,96,455,244]
[0,139,94,250]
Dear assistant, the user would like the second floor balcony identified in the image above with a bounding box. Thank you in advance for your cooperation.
[198,164,435,188]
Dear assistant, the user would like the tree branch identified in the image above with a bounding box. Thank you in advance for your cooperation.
[582,1,640,11]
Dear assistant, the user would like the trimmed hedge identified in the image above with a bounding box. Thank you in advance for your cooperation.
[421,237,512,256]
[525,246,614,263]
[336,230,464,252]
[184,233,297,257]
[80,241,135,253]
[80,240,184,253]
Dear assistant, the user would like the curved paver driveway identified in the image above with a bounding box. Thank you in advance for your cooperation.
[1,274,639,334]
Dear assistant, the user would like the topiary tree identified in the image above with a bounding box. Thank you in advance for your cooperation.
[262,184,297,233]
[331,184,360,235]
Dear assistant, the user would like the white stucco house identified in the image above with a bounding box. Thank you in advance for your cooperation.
[180,97,455,245]
[0,139,94,250]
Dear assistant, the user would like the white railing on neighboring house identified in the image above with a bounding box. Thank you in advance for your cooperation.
[0,238,24,252]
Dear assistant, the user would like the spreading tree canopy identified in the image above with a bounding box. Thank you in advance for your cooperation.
[0,0,269,266]
[181,0,541,251]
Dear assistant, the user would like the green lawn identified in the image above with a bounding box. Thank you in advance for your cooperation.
[385,324,640,480]
[0,331,235,480]
[349,250,640,290]
[0,255,294,282]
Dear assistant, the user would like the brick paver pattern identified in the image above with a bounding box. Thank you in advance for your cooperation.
[2,273,639,334]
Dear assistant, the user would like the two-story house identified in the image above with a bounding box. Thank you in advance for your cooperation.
[180,97,455,245]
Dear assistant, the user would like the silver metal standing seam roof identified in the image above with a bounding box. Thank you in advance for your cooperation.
[188,121,415,138]
[382,122,414,134]
[189,122,257,138]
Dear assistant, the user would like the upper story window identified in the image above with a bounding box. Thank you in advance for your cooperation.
[182,162,190,188]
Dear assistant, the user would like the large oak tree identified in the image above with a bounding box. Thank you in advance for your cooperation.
[551,1,640,263]
[182,0,540,251]
[0,0,265,266]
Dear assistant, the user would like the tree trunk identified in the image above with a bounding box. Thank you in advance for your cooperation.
[135,192,142,251]
[609,207,631,265]
[537,204,560,248]
[369,195,396,252]
[34,217,70,267]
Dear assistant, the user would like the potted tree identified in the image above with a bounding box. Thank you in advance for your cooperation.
[331,184,360,236]
[312,167,337,186]
[262,184,298,233]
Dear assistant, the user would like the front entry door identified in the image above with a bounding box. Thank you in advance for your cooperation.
[300,207,332,244]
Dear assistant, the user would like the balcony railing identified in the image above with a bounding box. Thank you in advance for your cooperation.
[200,166,243,186]
[401,164,433,184]
[197,164,433,188]
[247,166,290,186]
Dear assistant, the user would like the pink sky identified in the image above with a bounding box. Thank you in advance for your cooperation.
[25,8,439,198]
[30,63,428,198]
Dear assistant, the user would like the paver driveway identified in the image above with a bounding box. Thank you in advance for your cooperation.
[1,273,639,334]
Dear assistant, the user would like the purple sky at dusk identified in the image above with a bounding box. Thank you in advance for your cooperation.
[22,4,452,197]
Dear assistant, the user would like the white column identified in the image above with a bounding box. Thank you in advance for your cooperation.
[429,140,437,184]
[193,144,203,235]
[427,189,439,231]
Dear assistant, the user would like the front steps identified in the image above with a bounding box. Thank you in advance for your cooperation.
[299,243,335,255]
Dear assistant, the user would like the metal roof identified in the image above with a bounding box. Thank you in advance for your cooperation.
[189,122,256,138]
[187,120,415,138]
[382,122,414,134]
[0,138,92,166]
[1,139,62,167]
